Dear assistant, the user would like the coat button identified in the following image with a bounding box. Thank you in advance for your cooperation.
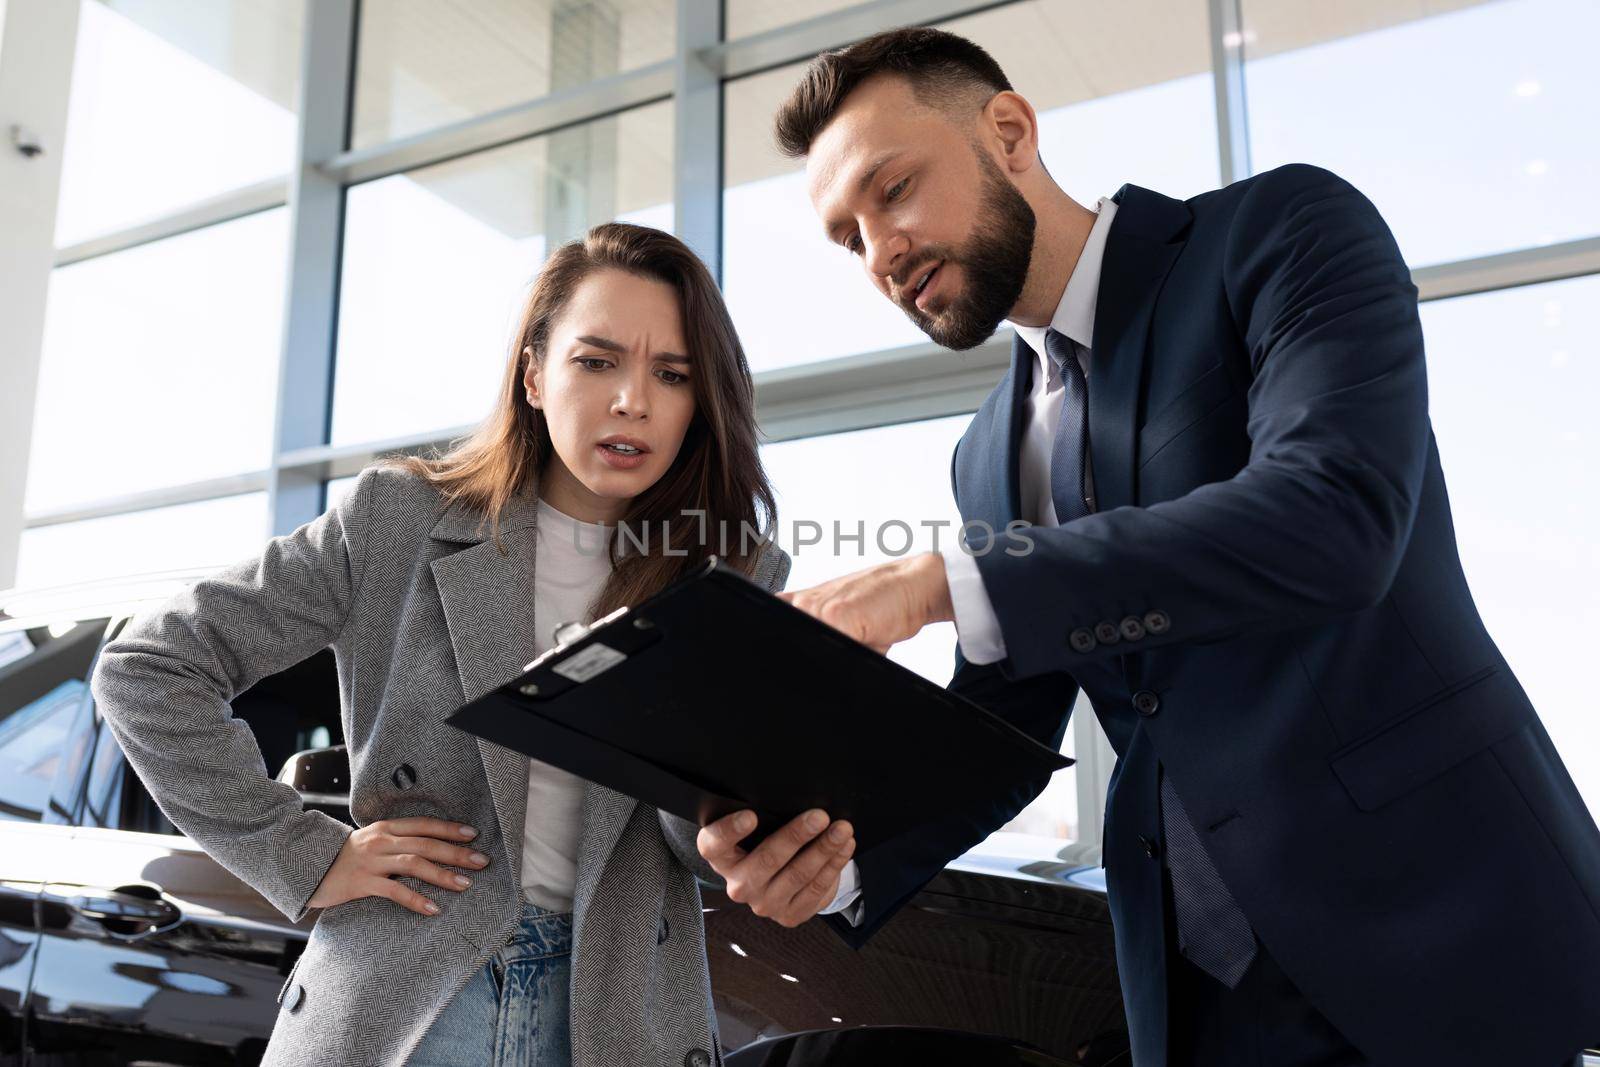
[1069,628,1097,653]
[1139,835,1159,859]
[1132,690,1160,717]
[1094,621,1120,645]
[285,982,305,1012]
[1119,615,1146,641]
[658,917,670,944]
[684,1050,711,1067]
[392,764,417,791]
[1144,610,1171,635]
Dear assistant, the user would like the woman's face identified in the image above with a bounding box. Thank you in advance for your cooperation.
[525,268,696,524]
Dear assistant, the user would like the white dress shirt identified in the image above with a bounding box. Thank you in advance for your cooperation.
[943,196,1118,666]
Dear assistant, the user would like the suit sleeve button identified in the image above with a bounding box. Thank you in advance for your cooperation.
[285,983,306,1012]
[1094,621,1121,645]
[1069,628,1097,653]
[1119,616,1146,641]
[1144,610,1171,635]
[1132,690,1161,717]
[1139,835,1159,859]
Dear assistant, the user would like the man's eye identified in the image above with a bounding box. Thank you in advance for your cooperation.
[886,178,908,202]
[846,235,862,255]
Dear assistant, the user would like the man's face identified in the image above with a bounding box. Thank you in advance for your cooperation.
[805,74,1035,350]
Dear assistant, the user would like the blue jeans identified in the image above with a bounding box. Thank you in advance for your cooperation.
[410,903,573,1067]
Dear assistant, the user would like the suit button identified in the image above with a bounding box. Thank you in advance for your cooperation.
[1069,628,1097,653]
[1139,835,1159,859]
[685,1051,711,1067]
[1132,690,1160,717]
[392,764,417,790]
[1144,610,1171,635]
[658,917,670,944]
[1094,621,1120,645]
[1119,615,1146,641]
[285,982,305,1012]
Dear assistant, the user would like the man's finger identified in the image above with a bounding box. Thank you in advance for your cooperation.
[780,836,857,926]
[734,810,828,890]
[768,820,853,903]
[697,810,757,871]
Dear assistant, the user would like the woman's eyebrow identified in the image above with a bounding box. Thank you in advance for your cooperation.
[576,334,689,363]
[575,334,626,353]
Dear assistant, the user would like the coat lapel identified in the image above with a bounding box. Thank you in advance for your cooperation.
[428,489,643,912]
[1089,184,1192,512]
[955,334,1032,533]
[429,495,542,872]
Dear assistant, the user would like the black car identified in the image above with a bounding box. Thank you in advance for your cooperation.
[0,571,1125,1065]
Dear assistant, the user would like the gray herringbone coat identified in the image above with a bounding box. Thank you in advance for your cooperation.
[91,465,790,1066]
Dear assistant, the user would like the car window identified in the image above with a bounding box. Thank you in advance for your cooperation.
[0,620,109,823]
[91,647,346,835]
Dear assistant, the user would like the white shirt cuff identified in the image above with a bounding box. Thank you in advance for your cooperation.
[818,858,862,923]
[942,546,1007,665]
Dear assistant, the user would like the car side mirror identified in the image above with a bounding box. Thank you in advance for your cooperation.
[276,744,349,797]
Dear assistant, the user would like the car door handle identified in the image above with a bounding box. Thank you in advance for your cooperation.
[69,885,182,935]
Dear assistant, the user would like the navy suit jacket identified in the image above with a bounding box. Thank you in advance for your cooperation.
[831,164,1600,1065]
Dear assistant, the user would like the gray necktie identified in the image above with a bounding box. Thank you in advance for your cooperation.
[1160,775,1258,987]
[1043,328,1257,987]
[1044,330,1092,524]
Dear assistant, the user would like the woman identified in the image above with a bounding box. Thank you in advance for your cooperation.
[91,224,837,1066]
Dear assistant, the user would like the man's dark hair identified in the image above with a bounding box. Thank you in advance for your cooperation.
[773,27,1012,159]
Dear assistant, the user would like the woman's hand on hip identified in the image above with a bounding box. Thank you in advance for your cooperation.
[308,818,490,916]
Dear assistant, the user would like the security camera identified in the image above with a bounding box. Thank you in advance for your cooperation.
[11,125,44,158]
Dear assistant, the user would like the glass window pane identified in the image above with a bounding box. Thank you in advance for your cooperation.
[762,414,1079,841]
[325,476,360,512]
[55,0,301,245]
[0,620,105,824]
[724,0,861,39]
[1419,275,1599,814]
[1244,0,1600,267]
[26,210,289,515]
[762,417,968,684]
[352,0,674,150]
[0,680,89,823]
[332,102,673,446]
[15,494,269,590]
[722,0,1217,372]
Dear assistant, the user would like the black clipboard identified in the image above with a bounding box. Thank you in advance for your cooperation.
[446,557,1072,853]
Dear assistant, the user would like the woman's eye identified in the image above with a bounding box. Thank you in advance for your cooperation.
[886,178,908,202]
[657,369,688,385]
[577,357,611,371]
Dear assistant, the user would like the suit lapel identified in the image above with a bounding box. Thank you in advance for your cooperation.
[429,496,541,870]
[1089,185,1192,512]
[955,334,1032,533]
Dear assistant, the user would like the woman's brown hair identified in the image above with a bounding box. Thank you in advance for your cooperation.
[394,222,776,618]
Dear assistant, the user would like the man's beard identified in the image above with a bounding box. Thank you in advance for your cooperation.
[900,149,1036,351]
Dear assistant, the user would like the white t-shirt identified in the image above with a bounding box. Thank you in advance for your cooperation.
[520,499,613,912]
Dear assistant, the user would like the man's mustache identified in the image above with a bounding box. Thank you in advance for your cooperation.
[891,250,957,309]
